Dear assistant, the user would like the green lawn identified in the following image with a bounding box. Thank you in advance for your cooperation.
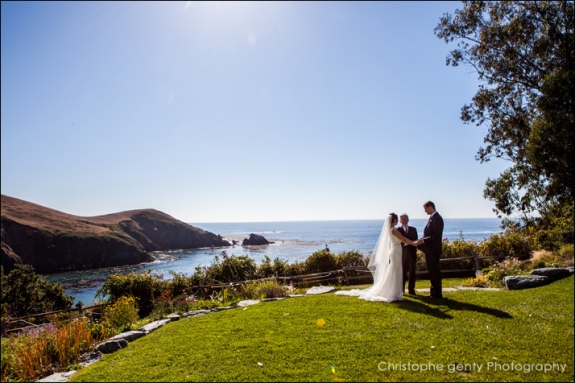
[70,277,574,382]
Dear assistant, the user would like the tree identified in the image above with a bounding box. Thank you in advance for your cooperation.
[1,264,74,318]
[434,1,574,223]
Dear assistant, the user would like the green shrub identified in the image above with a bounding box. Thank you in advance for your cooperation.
[485,257,526,287]
[192,254,258,285]
[166,271,193,297]
[462,274,490,287]
[335,251,366,269]
[442,239,479,258]
[478,229,531,259]
[103,296,139,333]
[0,265,73,319]
[96,271,163,317]
[303,250,337,274]
[241,280,287,300]
[255,256,290,279]
[556,243,574,266]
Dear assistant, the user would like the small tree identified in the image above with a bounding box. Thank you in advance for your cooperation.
[0,264,73,318]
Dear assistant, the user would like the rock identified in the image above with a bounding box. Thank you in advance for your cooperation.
[211,306,234,312]
[242,233,271,246]
[138,319,171,334]
[79,351,102,367]
[261,297,285,302]
[109,330,146,343]
[504,275,549,290]
[530,267,572,282]
[38,370,78,382]
[306,286,336,295]
[236,300,260,307]
[182,310,211,318]
[96,339,128,354]
[167,313,181,321]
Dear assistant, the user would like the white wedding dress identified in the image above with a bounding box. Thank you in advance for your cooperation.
[335,215,404,302]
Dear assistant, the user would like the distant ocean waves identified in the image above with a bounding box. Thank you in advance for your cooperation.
[46,218,504,305]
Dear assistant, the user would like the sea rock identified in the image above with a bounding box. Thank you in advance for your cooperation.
[504,275,549,290]
[530,267,572,282]
[242,233,271,246]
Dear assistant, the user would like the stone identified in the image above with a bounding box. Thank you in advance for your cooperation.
[211,306,234,312]
[236,300,260,307]
[530,267,572,282]
[182,310,211,318]
[242,233,271,246]
[504,275,549,290]
[138,319,171,334]
[79,351,102,367]
[109,330,146,343]
[38,371,78,382]
[306,286,336,295]
[96,339,128,354]
[167,313,181,321]
[261,297,285,302]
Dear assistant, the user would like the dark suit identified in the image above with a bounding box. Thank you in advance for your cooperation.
[398,226,418,294]
[421,212,444,298]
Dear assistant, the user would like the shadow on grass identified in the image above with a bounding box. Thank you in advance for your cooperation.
[395,296,513,320]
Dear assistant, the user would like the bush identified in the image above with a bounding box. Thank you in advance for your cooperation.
[486,258,526,288]
[462,274,490,287]
[96,271,163,317]
[103,296,139,333]
[478,229,531,259]
[255,256,290,279]
[556,243,574,266]
[3,319,92,382]
[241,280,287,300]
[303,250,337,274]
[335,251,366,269]
[191,254,258,285]
[1,265,73,319]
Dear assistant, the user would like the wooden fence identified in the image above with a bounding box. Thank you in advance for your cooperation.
[4,304,107,335]
[278,253,503,287]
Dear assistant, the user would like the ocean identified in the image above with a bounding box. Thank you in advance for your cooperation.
[44,218,504,305]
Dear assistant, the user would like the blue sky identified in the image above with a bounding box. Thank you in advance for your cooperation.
[1,1,509,223]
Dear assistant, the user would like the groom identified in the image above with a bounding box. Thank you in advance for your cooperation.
[418,201,444,299]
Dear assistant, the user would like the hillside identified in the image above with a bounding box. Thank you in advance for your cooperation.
[0,195,230,274]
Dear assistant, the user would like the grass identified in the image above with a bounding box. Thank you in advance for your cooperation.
[70,277,574,382]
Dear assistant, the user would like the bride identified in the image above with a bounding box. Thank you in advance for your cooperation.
[336,213,419,302]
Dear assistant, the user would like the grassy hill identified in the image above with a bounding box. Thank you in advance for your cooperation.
[1,195,230,274]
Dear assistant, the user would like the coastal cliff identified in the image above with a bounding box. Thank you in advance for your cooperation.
[1,195,230,274]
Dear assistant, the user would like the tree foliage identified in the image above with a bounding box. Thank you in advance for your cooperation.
[434,1,574,222]
[0,264,74,318]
